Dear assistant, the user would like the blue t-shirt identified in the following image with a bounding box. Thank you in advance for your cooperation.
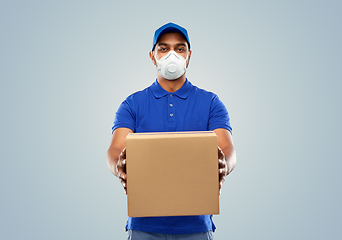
[112,79,232,234]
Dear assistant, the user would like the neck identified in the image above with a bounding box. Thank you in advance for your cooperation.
[157,74,186,93]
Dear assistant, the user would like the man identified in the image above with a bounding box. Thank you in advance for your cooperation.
[107,22,236,240]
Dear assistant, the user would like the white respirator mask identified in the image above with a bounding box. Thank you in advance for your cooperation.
[155,51,188,80]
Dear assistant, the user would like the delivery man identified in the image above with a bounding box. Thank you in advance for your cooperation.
[106,22,236,240]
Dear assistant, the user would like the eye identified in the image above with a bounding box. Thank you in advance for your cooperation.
[159,47,168,52]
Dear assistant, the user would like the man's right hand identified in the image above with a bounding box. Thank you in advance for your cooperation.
[116,148,127,194]
[106,127,133,195]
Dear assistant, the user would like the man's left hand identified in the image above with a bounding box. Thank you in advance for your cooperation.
[218,146,228,194]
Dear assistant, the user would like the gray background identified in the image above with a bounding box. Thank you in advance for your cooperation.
[1,0,341,239]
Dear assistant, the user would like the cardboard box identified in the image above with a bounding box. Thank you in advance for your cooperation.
[126,131,219,217]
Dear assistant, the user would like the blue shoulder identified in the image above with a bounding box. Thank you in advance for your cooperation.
[125,87,150,103]
[193,85,219,100]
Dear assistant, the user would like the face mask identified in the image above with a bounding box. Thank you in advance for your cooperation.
[155,51,188,80]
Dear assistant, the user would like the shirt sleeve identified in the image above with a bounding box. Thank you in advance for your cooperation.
[208,95,232,133]
[112,97,136,133]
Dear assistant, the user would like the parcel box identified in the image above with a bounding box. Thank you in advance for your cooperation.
[126,131,219,217]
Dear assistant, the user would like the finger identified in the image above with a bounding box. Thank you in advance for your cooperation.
[218,161,228,178]
[219,175,226,184]
[219,181,223,190]
[219,168,227,175]
[117,159,126,168]
[120,178,127,195]
[119,178,127,189]
[218,159,226,169]
[219,182,223,195]
[116,163,126,177]
[120,179,127,195]
[217,146,225,160]
[119,148,127,161]
[118,171,127,180]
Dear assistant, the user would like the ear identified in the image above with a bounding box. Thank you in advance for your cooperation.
[186,50,192,68]
[149,51,156,65]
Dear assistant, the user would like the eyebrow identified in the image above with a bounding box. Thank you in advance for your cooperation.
[157,43,187,48]
[176,43,187,47]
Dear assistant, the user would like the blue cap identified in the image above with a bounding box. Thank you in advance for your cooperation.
[152,22,190,51]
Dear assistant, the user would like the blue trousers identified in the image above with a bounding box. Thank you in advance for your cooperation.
[127,230,214,240]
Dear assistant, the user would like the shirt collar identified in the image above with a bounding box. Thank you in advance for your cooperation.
[150,79,193,99]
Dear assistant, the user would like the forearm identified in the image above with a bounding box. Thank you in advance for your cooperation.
[106,147,122,176]
[222,146,236,175]
[106,127,132,177]
[213,128,236,175]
